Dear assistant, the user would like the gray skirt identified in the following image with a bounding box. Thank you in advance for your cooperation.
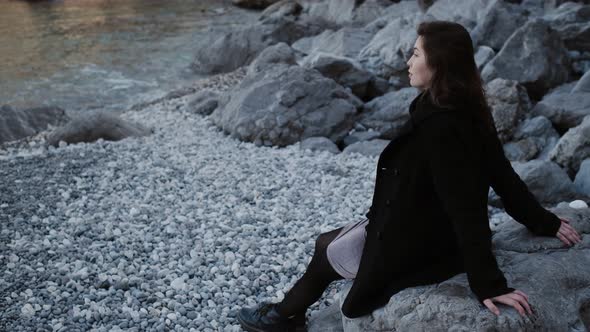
[326,217,369,279]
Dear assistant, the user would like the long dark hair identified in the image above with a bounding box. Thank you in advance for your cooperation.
[416,20,497,135]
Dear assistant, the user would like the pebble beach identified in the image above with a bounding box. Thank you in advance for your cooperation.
[0,69,377,331]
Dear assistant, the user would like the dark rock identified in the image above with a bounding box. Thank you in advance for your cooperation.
[46,111,152,147]
[0,105,69,144]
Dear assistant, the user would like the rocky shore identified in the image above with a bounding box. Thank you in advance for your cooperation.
[2,0,590,331]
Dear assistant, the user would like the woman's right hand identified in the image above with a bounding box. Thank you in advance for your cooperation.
[556,218,582,246]
[483,289,532,317]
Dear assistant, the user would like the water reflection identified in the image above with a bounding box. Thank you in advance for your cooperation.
[0,0,256,113]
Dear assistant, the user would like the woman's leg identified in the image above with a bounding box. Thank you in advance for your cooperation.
[274,227,346,318]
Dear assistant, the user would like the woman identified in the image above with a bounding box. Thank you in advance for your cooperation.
[236,20,582,332]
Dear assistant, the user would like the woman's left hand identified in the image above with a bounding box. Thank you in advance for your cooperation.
[556,218,582,246]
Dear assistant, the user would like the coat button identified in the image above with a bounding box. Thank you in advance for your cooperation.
[393,168,399,175]
[380,167,387,171]
[377,231,382,240]
[385,199,391,205]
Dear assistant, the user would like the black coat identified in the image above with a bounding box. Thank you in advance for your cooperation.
[340,90,562,319]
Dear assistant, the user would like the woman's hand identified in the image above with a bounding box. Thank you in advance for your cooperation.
[556,218,582,246]
[483,289,533,317]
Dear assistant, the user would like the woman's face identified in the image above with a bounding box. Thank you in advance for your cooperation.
[406,36,434,91]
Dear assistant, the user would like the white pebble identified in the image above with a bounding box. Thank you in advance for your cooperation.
[570,200,588,209]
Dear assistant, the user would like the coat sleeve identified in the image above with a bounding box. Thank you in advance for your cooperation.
[422,120,515,304]
[485,128,561,237]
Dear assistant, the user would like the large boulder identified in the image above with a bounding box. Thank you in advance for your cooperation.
[210,63,362,147]
[247,42,298,75]
[232,0,281,9]
[505,115,560,161]
[292,26,378,60]
[575,158,590,197]
[543,1,590,52]
[0,105,69,144]
[299,136,340,154]
[572,69,590,93]
[342,129,381,148]
[549,114,590,177]
[488,159,581,207]
[485,78,532,142]
[502,138,542,162]
[46,111,152,147]
[424,0,492,31]
[259,0,303,22]
[186,90,220,116]
[531,87,590,130]
[301,52,374,100]
[332,205,590,331]
[470,0,530,51]
[356,87,419,139]
[481,18,571,101]
[474,45,495,71]
[357,14,422,82]
[300,0,395,28]
[342,138,389,157]
[190,16,325,75]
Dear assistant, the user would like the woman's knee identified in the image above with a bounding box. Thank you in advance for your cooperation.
[314,228,342,253]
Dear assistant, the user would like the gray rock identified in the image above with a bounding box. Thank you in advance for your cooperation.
[489,159,581,207]
[531,89,590,130]
[470,0,529,51]
[361,0,422,31]
[190,16,324,75]
[46,111,152,147]
[572,69,590,93]
[509,115,560,161]
[519,0,546,17]
[417,0,435,12]
[357,87,418,139]
[571,52,590,76]
[474,45,495,72]
[301,53,374,100]
[299,136,340,154]
[546,79,578,95]
[292,26,377,60]
[543,1,590,52]
[357,14,422,80]
[308,301,343,332]
[335,205,590,331]
[0,105,69,144]
[259,0,303,22]
[301,0,394,29]
[574,158,590,196]
[544,0,590,11]
[549,115,590,176]
[186,90,219,116]
[425,0,491,31]
[514,115,559,139]
[342,138,389,157]
[481,18,571,100]
[342,130,381,148]
[247,42,297,75]
[210,64,362,147]
[485,78,532,142]
[232,0,281,10]
[502,138,541,162]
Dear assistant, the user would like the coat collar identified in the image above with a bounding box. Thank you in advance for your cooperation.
[409,89,459,126]
[383,89,463,152]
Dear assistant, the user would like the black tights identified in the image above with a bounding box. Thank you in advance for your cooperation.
[275,226,346,318]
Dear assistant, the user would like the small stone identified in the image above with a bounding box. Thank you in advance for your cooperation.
[570,200,588,209]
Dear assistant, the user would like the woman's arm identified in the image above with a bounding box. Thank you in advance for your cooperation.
[484,127,561,237]
[422,117,515,304]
